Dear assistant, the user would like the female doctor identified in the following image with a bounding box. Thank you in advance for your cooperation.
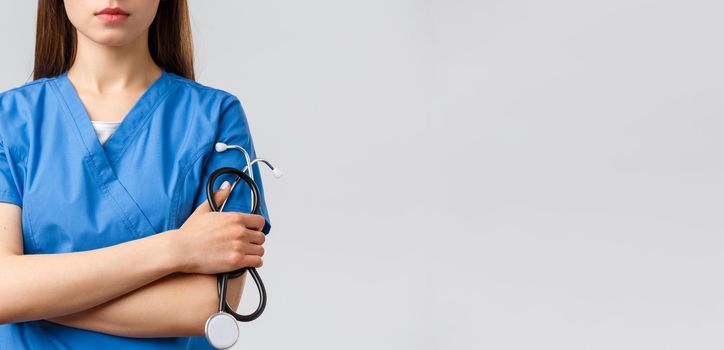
[0,0,272,349]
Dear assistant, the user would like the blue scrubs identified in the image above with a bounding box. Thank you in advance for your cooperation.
[0,67,272,349]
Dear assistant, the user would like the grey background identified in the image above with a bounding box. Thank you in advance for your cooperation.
[2,1,723,349]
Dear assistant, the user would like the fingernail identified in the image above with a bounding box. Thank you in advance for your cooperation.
[220,181,230,189]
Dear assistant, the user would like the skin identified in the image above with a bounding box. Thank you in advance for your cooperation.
[0,0,266,337]
[64,0,164,122]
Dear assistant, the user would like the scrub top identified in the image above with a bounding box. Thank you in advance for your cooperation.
[0,67,272,349]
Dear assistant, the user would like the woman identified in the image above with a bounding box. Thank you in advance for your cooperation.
[0,0,272,349]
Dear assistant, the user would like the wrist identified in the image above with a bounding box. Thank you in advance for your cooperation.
[154,229,185,274]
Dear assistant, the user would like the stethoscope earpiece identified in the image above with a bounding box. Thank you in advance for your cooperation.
[215,142,229,152]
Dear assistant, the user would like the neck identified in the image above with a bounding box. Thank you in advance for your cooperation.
[67,29,162,94]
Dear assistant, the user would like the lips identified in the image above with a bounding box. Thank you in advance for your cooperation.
[95,7,129,24]
[96,7,129,16]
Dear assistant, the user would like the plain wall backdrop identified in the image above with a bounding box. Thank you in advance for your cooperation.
[2,1,724,349]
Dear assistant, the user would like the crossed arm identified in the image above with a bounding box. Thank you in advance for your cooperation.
[0,203,245,338]
[47,271,245,338]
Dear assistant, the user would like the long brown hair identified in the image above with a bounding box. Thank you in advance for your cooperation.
[33,0,195,81]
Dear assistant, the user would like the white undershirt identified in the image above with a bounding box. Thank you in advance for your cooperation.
[90,120,121,145]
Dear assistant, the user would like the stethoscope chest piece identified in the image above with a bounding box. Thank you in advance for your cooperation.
[205,312,239,349]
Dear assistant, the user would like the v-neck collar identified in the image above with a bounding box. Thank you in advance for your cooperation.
[53,67,172,168]
[49,68,175,238]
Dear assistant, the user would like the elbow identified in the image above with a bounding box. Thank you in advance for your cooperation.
[181,301,218,336]
[190,273,245,336]
[186,275,226,337]
[184,273,246,337]
[0,302,9,324]
[0,296,26,324]
[0,310,10,325]
[0,308,26,325]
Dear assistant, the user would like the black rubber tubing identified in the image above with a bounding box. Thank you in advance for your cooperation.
[206,166,267,322]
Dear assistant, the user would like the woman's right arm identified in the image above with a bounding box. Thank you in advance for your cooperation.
[0,185,266,325]
[0,202,177,323]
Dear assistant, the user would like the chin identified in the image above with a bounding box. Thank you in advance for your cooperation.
[88,31,137,47]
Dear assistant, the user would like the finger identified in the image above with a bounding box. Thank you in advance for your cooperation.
[211,182,233,208]
[245,256,263,268]
[241,242,264,256]
[241,213,265,231]
[193,180,232,214]
[246,230,266,245]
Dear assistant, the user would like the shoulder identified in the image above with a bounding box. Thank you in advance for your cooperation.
[0,76,58,144]
[0,75,55,94]
[163,72,250,137]
[0,76,56,106]
[165,71,243,110]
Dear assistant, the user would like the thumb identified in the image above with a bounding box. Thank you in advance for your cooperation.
[192,180,233,215]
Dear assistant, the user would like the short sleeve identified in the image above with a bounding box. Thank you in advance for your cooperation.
[191,95,272,235]
[0,138,22,208]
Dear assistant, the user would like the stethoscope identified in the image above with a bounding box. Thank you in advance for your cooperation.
[204,141,282,349]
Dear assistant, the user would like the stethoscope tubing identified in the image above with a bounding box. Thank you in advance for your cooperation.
[206,166,267,322]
